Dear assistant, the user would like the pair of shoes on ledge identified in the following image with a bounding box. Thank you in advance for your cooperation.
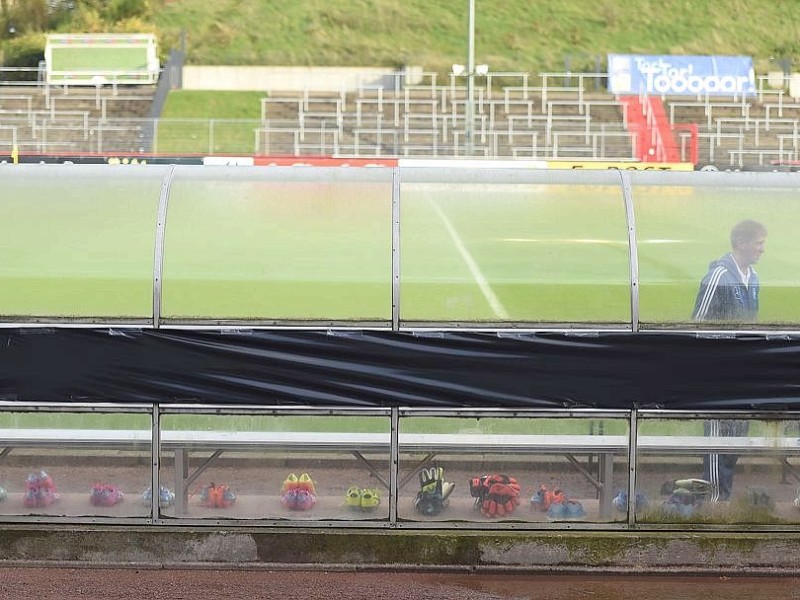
[344,486,381,510]
[281,473,317,510]
[199,482,237,508]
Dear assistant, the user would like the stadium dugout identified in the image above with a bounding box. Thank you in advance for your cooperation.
[0,164,800,531]
[44,33,159,87]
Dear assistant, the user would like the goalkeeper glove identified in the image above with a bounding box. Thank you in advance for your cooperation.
[469,474,521,518]
[414,466,454,516]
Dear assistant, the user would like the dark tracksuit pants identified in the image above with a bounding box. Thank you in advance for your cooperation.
[703,419,749,502]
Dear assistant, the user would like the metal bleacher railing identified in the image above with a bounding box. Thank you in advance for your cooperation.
[2,68,800,167]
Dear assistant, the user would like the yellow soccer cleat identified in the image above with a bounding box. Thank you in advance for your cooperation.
[344,486,362,508]
[360,488,380,509]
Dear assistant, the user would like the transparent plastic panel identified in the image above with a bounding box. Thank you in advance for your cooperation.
[0,164,167,319]
[0,410,152,518]
[636,416,800,525]
[399,169,631,324]
[161,166,393,322]
[398,414,629,523]
[159,412,391,521]
[632,172,800,326]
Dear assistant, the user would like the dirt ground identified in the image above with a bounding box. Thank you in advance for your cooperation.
[0,452,799,524]
[1,568,799,600]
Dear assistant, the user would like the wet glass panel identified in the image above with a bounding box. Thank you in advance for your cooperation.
[398,415,629,523]
[632,171,800,327]
[0,410,152,518]
[159,412,391,522]
[0,164,166,319]
[161,166,393,322]
[400,169,631,324]
[635,417,799,525]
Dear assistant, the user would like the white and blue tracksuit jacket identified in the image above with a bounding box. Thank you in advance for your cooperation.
[692,253,759,322]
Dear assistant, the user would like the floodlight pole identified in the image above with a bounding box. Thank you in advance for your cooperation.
[465,0,475,156]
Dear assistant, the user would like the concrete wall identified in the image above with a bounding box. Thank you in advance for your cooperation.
[3,527,800,574]
[182,66,424,92]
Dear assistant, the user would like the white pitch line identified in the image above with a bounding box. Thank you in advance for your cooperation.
[503,238,684,244]
[429,201,510,319]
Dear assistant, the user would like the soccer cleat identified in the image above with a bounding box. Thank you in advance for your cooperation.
[0,485,6,502]
[281,473,299,494]
[294,488,316,511]
[564,499,586,519]
[344,486,362,508]
[546,500,567,520]
[200,483,236,508]
[661,485,700,519]
[283,487,315,511]
[140,485,176,508]
[281,473,315,510]
[281,488,298,510]
[89,483,124,507]
[662,499,695,519]
[613,490,649,512]
[159,486,176,507]
[360,488,380,509]
[297,473,316,494]
[221,486,237,507]
[530,486,548,510]
[742,487,774,510]
[530,484,561,512]
[23,471,60,508]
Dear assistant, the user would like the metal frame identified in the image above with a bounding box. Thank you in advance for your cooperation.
[152,164,175,328]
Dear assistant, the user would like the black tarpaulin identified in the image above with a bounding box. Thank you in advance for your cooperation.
[1,328,799,410]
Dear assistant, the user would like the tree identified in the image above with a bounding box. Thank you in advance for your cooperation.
[1,0,49,36]
[0,0,16,19]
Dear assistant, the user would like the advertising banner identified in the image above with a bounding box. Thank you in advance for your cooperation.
[253,156,398,167]
[608,54,756,96]
[545,160,693,171]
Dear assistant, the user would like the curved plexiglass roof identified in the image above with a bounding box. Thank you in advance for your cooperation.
[1,163,798,331]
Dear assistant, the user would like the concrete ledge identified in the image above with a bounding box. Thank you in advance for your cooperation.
[3,527,800,574]
[181,66,423,92]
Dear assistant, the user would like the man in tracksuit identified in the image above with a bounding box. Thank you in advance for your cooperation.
[692,219,767,501]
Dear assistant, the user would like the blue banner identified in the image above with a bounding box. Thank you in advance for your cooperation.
[607,54,756,96]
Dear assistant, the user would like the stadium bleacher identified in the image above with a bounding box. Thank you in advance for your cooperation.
[2,65,800,168]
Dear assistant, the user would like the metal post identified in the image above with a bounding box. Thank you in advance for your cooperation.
[465,0,475,155]
[151,403,161,522]
[627,408,638,527]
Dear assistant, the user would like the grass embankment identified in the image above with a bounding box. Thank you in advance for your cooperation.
[151,2,800,147]
[156,90,261,152]
[153,0,800,75]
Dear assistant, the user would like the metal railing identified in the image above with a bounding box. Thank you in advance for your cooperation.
[0,115,640,160]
